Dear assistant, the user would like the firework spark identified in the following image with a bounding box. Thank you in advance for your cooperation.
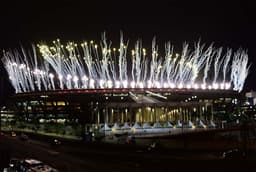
[1,33,250,93]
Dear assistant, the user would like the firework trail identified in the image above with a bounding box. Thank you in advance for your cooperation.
[1,33,250,93]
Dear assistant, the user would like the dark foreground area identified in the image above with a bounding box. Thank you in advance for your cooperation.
[1,132,256,172]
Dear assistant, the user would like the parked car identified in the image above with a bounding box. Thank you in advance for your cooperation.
[222,149,246,160]
[19,159,43,171]
[29,164,59,172]
[20,133,29,141]
[8,158,21,171]
[51,139,61,147]
[11,158,58,172]
[11,131,16,137]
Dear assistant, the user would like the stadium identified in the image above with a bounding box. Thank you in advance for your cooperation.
[1,33,249,140]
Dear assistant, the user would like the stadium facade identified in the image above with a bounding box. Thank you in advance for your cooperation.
[1,87,242,139]
[0,34,250,140]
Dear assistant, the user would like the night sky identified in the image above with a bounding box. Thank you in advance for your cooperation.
[0,0,255,104]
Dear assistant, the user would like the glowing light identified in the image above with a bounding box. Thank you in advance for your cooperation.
[122,80,128,88]
[99,80,105,88]
[178,83,183,89]
[2,34,249,93]
[138,82,144,88]
[82,75,88,81]
[58,75,63,80]
[89,79,95,88]
[212,83,219,89]
[19,64,26,69]
[73,76,79,82]
[201,84,206,90]
[49,73,54,78]
[130,81,136,88]
[193,84,199,89]
[67,74,72,80]
[170,83,175,88]
[225,83,231,90]
[115,81,120,88]
[147,80,153,88]
[146,91,167,100]
[220,83,225,89]
[186,84,191,89]
[107,80,113,88]
[33,69,40,74]
[155,81,161,88]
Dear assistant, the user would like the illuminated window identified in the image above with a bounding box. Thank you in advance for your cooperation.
[35,107,42,111]
[46,102,52,106]
[57,101,66,106]
[75,106,81,110]
[30,101,39,105]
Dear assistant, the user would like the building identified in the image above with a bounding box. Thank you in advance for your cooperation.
[0,36,250,140]
[238,91,256,120]
[1,87,242,139]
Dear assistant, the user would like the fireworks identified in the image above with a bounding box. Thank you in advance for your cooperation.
[1,33,250,93]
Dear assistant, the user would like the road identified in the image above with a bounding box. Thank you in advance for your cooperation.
[1,133,256,172]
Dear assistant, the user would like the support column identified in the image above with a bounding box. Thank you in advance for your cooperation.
[211,104,213,121]
[129,106,133,124]
[121,108,124,124]
[125,108,128,122]
[110,108,114,124]
[104,107,108,124]
[165,108,168,122]
[179,107,182,121]
[199,105,202,121]
[142,106,144,123]
[97,107,100,125]
[154,106,157,122]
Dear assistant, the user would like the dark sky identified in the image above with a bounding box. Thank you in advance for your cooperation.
[0,0,255,101]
